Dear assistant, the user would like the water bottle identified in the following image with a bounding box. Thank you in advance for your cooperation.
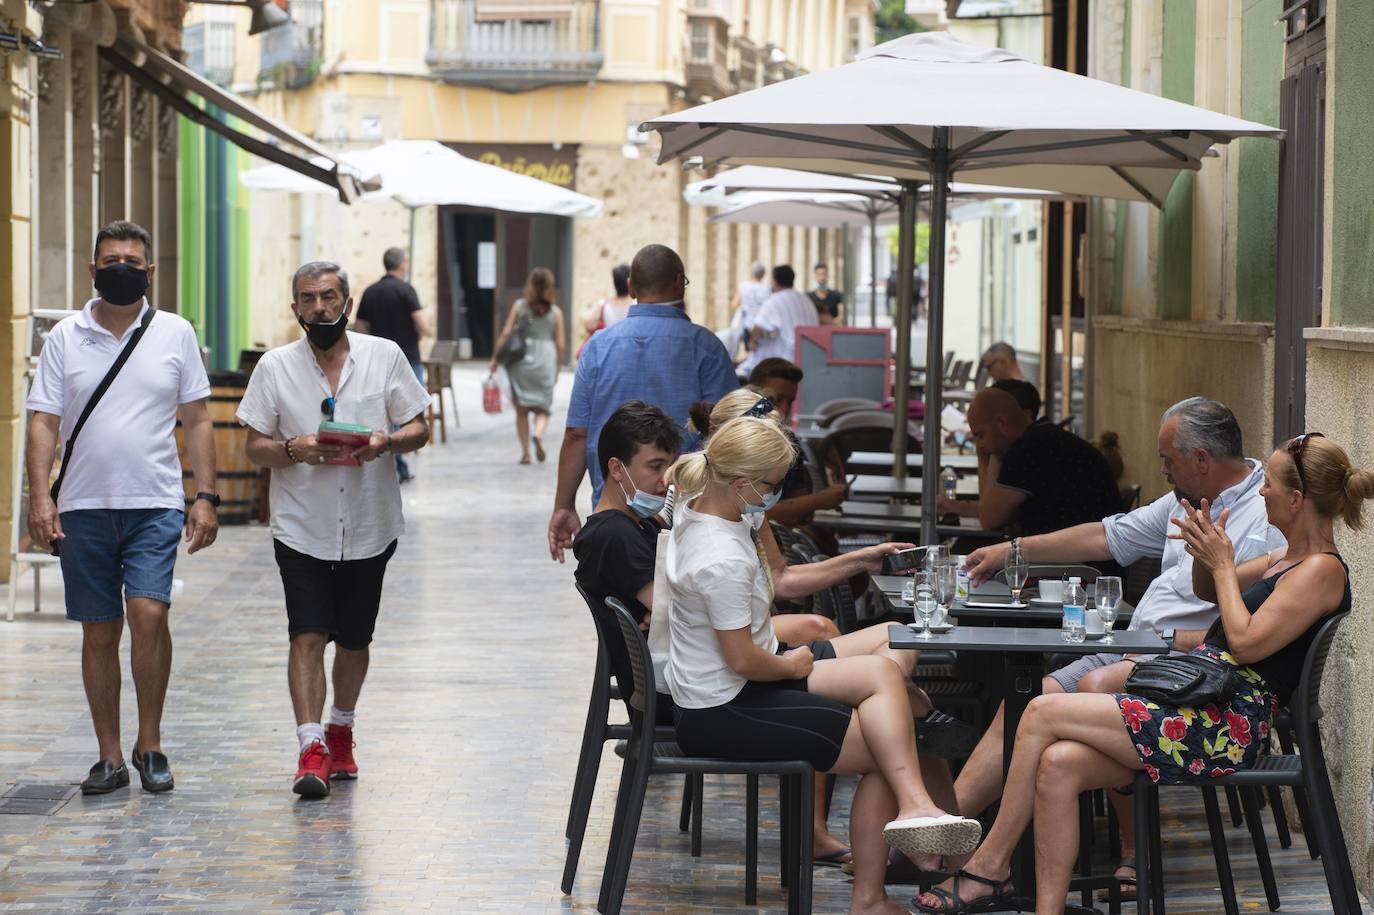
[955,556,970,601]
[940,466,958,504]
[1062,576,1087,643]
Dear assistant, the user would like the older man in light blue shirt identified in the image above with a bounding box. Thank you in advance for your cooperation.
[548,244,737,562]
[953,397,1283,832]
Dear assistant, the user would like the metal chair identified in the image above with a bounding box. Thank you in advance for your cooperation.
[813,397,882,428]
[1131,613,1360,915]
[592,595,815,915]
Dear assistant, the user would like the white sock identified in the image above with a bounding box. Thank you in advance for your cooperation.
[328,706,356,728]
[297,723,326,752]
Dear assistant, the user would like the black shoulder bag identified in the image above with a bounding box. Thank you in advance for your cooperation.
[495,301,530,367]
[49,306,156,506]
[1124,653,1243,707]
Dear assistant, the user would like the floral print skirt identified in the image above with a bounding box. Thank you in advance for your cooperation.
[1113,643,1277,785]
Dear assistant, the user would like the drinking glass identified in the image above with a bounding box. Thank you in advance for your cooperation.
[901,578,916,605]
[1095,575,1123,644]
[912,572,938,639]
[934,560,958,617]
[1005,553,1029,605]
[923,544,950,572]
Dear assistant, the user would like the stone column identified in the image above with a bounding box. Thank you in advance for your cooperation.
[98,63,129,222]
[153,101,178,311]
[36,26,73,310]
[70,40,99,300]
[129,82,153,229]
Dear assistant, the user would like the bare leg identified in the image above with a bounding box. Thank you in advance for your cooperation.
[774,613,841,645]
[810,656,941,820]
[288,633,329,727]
[514,407,531,460]
[532,408,550,442]
[953,675,1065,819]
[82,619,124,763]
[125,597,172,754]
[846,773,912,915]
[814,775,851,860]
[330,646,370,711]
[1076,661,1139,876]
[830,622,917,677]
[919,693,1141,910]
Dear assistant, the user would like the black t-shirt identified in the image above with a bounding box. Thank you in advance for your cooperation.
[808,289,843,318]
[573,510,660,624]
[996,420,1123,536]
[358,275,422,364]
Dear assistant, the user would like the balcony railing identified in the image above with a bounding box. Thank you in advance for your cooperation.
[184,20,236,87]
[428,0,603,91]
[686,22,731,100]
[259,0,324,90]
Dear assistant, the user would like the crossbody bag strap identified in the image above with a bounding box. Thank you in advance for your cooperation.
[49,306,156,503]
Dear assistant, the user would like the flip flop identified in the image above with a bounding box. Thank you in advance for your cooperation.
[1096,857,1137,902]
[914,869,1015,914]
[883,814,982,857]
[533,437,546,462]
[813,848,852,868]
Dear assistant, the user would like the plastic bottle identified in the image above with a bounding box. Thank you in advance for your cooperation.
[1062,576,1087,643]
[955,556,970,601]
[940,466,958,504]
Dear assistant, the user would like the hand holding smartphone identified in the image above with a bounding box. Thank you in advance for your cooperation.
[881,546,924,575]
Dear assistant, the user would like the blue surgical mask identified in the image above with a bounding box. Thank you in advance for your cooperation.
[739,482,781,516]
[616,473,666,519]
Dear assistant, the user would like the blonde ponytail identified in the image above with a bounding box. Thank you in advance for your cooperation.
[1341,467,1374,531]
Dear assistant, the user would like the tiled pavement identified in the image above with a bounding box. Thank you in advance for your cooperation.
[0,366,1363,913]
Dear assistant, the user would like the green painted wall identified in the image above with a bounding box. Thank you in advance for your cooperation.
[179,116,205,337]
[1235,0,1283,322]
[1110,0,1133,316]
[1157,0,1196,320]
[1330,1,1374,327]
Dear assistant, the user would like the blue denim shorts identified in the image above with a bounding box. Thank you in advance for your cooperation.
[58,508,184,623]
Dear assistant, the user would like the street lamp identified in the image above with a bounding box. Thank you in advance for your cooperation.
[191,0,292,36]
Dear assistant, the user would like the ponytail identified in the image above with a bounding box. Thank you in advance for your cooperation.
[1341,467,1374,531]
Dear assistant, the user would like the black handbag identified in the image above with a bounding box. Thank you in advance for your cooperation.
[1125,653,1243,707]
[495,303,530,367]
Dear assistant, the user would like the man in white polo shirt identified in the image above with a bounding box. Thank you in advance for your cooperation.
[237,260,430,799]
[25,220,219,796]
[738,264,819,378]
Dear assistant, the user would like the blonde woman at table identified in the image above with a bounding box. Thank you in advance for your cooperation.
[915,433,1368,914]
[666,416,982,915]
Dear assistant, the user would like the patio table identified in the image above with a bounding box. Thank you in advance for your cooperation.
[850,475,979,500]
[810,510,1001,542]
[887,622,1167,898]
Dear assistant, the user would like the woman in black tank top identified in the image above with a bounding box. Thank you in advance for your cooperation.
[917,434,1372,915]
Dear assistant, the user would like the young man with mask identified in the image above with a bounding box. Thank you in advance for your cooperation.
[26,220,219,795]
[237,261,431,799]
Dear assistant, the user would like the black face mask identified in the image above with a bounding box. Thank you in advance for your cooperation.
[94,263,150,306]
[299,309,349,350]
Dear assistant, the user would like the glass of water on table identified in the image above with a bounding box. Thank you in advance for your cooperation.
[1095,575,1123,644]
[911,571,939,639]
[934,560,958,623]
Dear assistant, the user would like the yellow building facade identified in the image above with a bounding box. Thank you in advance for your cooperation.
[193,0,875,355]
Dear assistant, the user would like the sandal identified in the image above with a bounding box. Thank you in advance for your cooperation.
[533,437,546,462]
[813,847,852,868]
[1096,857,1137,902]
[914,869,1015,914]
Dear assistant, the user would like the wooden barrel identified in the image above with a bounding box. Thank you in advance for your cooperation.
[175,371,260,525]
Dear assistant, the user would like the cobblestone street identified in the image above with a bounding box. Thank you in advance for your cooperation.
[0,367,1357,913]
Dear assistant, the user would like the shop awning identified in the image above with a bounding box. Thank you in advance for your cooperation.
[99,38,377,205]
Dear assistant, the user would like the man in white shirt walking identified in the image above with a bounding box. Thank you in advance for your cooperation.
[739,265,819,377]
[237,260,431,799]
[25,220,219,796]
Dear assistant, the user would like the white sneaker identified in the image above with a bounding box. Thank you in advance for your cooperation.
[882,814,982,856]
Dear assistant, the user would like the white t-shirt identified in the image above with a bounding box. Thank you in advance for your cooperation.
[739,288,818,375]
[600,299,632,327]
[27,299,211,512]
[664,502,779,709]
[236,333,432,561]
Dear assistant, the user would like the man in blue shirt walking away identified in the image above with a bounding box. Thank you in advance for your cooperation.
[548,244,737,561]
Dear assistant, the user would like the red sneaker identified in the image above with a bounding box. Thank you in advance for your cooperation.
[325,724,358,780]
[293,741,331,798]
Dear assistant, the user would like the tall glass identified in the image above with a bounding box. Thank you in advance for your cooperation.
[1005,553,1029,605]
[923,544,950,572]
[912,571,938,639]
[934,560,958,621]
[1095,575,1123,644]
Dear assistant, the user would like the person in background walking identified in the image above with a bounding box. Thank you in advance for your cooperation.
[579,263,632,353]
[727,260,771,358]
[738,264,819,378]
[808,262,843,326]
[238,260,431,799]
[356,246,429,483]
[25,220,219,796]
[491,267,565,464]
[548,243,737,561]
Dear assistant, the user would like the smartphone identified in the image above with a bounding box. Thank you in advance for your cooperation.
[882,547,923,575]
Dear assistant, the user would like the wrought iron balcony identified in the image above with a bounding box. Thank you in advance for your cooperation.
[184,20,236,87]
[259,0,324,90]
[428,0,603,91]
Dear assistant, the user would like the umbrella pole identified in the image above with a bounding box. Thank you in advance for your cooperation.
[890,183,919,484]
[868,207,879,330]
[406,206,417,281]
[921,129,951,547]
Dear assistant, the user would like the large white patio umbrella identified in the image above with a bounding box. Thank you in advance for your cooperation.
[644,32,1281,543]
[241,139,603,270]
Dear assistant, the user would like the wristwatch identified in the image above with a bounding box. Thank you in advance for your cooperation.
[195,491,221,507]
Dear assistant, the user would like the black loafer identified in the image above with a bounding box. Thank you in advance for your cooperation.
[914,710,982,760]
[130,749,175,792]
[80,759,130,795]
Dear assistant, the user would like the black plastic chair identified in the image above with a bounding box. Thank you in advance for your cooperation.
[1131,613,1360,915]
[563,586,684,894]
[593,595,815,915]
